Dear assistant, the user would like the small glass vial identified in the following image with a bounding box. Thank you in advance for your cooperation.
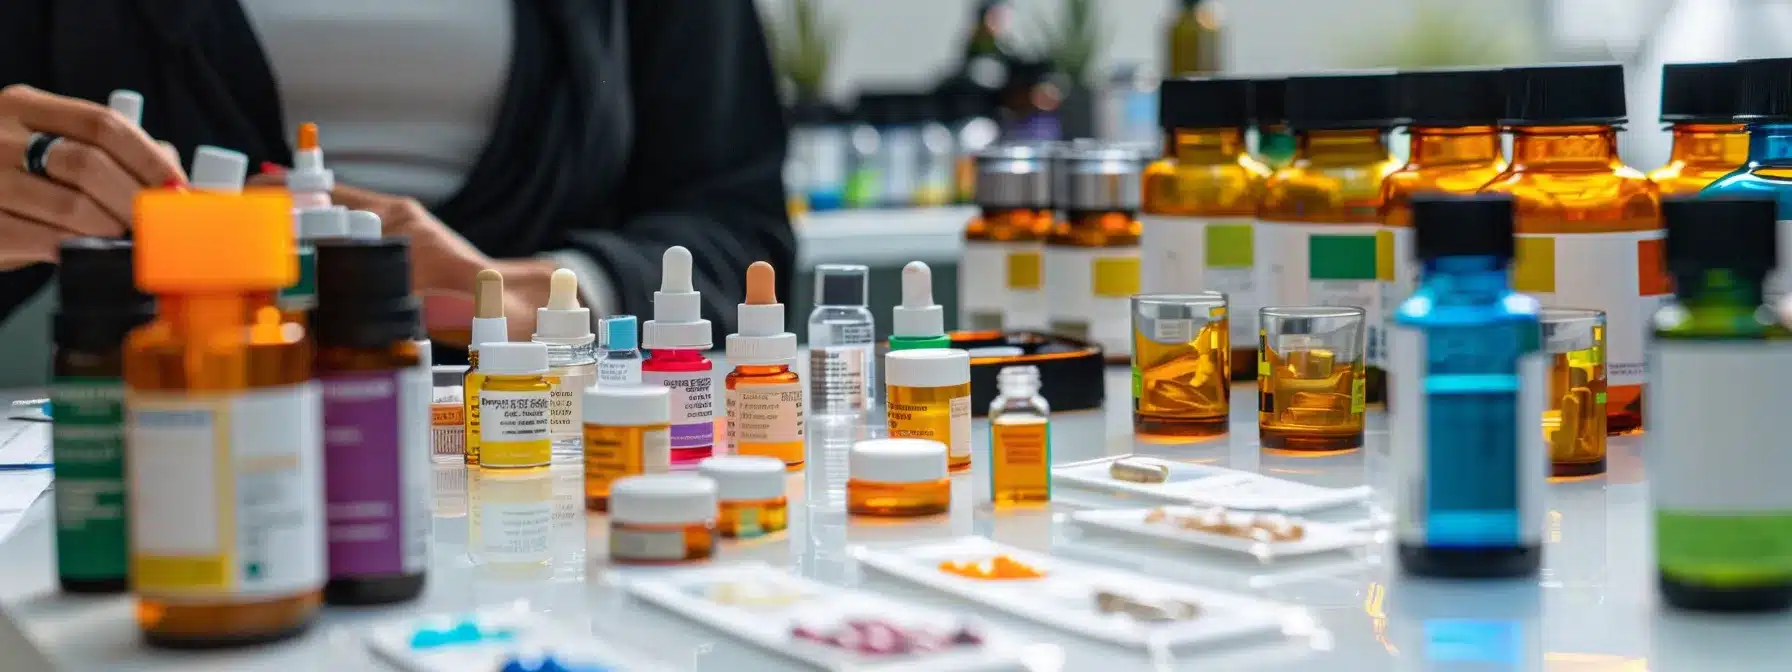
[476,342,554,469]
[989,366,1051,507]
[597,315,643,386]
[847,438,951,517]
[1540,308,1608,478]
[885,349,973,472]
[532,269,596,461]
[808,264,877,415]
[698,456,790,538]
[583,385,672,511]
[1258,306,1368,452]
[1132,292,1231,439]
[608,474,718,565]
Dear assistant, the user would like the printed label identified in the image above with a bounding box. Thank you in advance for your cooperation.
[1044,245,1139,355]
[726,382,806,447]
[1152,318,1195,344]
[321,369,430,578]
[961,240,1008,331]
[128,384,325,597]
[598,357,641,386]
[643,370,716,450]
[476,502,552,562]
[1140,216,1259,343]
[430,385,465,459]
[546,371,595,439]
[886,388,972,462]
[610,528,689,561]
[463,370,484,463]
[1006,246,1047,330]
[51,377,128,581]
[1275,223,1384,367]
[1512,231,1669,388]
[479,388,552,466]
[1377,226,1417,367]
[586,426,672,492]
[991,418,1050,467]
[809,344,872,413]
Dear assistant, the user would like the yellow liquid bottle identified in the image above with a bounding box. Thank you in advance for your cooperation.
[1259,71,1401,405]
[125,188,324,648]
[960,145,1053,332]
[1480,63,1661,435]
[474,342,554,469]
[1044,145,1144,361]
[1379,68,1510,369]
[1142,76,1269,381]
[989,366,1050,506]
[1648,62,1747,195]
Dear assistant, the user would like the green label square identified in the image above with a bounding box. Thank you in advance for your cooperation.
[1205,223,1253,268]
[1308,234,1378,281]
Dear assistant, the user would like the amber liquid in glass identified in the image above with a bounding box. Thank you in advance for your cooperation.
[1258,347,1365,452]
[725,363,805,469]
[1648,123,1748,196]
[1133,318,1230,439]
[1544,348,1608,478]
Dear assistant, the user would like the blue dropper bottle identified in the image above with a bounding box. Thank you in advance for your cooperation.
[597,315,643,386]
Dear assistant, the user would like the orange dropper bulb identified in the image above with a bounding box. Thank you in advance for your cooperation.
[297,123,319,152]
[745,261,777,305]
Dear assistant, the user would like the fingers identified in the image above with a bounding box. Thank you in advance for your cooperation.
[0,212,78,269]
[0,84,183,186]
[0,167,127,238]
[33,137,139,225]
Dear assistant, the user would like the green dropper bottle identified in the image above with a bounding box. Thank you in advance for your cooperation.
[889,261,951,351]
[1650,195,1792,613]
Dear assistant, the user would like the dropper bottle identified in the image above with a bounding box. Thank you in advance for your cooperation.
[464,269,508,465]
[889,261,949,351]
[598,315,643,385]
[533,269,596,461]
[725,262,804,468]
[641,246,716,463]
[289,122,334,210]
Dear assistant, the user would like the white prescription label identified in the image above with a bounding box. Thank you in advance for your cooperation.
[1044,244,1139,356]
[1379,226,1416,367]
[642,370,716,450]
[961,240,1009,331]
[949,394,972,461]
[598,358,640,386]
[726,382,806,446]
[479,389,552,443]
[1513,230,1669,388]
[128,383,325,598]
[809,343,871,412]
[546,371,595,439]
[610,528,688,561]
[1647,342,1792,513]
[1140,216,1260,343]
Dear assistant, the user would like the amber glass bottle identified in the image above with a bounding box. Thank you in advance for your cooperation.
[1379,67,1510,374]
[1648,61,1748,196]
[1259,71,1402,405]
[1142,76,1270,381]
[1480,63,1661,435]
[125,188,323,648]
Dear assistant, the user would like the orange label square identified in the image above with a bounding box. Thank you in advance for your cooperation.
[1636,238,1672,296]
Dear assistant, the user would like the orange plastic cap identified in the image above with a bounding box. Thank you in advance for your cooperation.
[134,187,297,292]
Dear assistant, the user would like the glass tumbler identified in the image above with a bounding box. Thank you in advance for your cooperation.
[1258,306,1367,452]
[1540,308,1607,478]
[1132,292,1231,439]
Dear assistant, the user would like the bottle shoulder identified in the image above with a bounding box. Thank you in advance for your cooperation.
[1394,289,1541,326]
[1650,300,1791,339]
[1143,159,1267,217]
[1260,159,1399,223]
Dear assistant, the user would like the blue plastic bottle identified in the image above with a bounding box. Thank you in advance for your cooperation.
[1700,57,1792,299]
[1389,193,1545,578]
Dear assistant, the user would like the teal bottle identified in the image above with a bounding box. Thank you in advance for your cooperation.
[1700,57,1792,300]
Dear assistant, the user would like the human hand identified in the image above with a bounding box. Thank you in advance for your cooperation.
[0,85,186,270]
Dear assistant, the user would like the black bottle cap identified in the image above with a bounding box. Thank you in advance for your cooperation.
[1501,63,1627,126]
[1158,76,1252,130]
[1737,57,1792,122]
[1283,71,1400,130]
[1662,195,1778,274]
[1251,77,1287,127]
[1398,67,1504,127]
[1660,61,1743,123]
[54,237,155,351]
[311,238,421,348]
[1411,194,1515,262]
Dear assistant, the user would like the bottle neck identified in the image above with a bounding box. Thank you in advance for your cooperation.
[734,363,791,376]
[1295,128,1390,164]
[160,291,278,336]
[1509,125,1621,170]
[1419,257,1510,304]
[1746,122,1792,165]
[1169,127,1248,163]
[646,347,706,362]
[1668,123,1748,166]
[1405,126,1502,166]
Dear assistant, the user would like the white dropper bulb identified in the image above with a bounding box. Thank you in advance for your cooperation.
[892,261,944,339]
[642,245,711,349]
[660,246,694,293]
[189,146,248,193]
[533,268,592,344]
[108,90,143,127]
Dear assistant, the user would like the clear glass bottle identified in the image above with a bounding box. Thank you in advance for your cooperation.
[989,366,1050,507]
[1648,61,1747,196]
[532,269,596,461]
[597,315,643,386]
[808,264,877,415]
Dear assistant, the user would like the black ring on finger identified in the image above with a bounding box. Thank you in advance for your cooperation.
[22,132,61,178]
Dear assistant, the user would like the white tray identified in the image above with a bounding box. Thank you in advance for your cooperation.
[852,536,1296,651]
[1069,506,1370,560]
[364,605,656,672]
[1052,456,1373,514]
[627,564,1028,671]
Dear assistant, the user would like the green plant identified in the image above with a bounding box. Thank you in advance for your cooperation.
[1339,3,1537,68]
[767,0,839,101]
[1035,0,1107,84]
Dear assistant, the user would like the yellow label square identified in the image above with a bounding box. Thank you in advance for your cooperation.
[1091,256,1140,298]
[1006,251,1042,290]
[1513,236,1556,294]
[1375,229,1395,282]
[1350,376,1366,413]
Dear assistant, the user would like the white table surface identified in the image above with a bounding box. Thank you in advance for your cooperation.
[1,365,1786,672]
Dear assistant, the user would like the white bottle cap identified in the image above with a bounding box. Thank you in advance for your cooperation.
[347,210,382,240]
[107,90,143,127]
[189,146,248,193]
[643,246,712,349]
[534,269,594,345]
[298,206,349,240]
[892,261,944,338]
[698,456,787,501]
[885,348,971,388]
[850,438,947,483]
[726,261,795,364]
[609,474,718,525]
[582,384,669,426]
[478,342,549,375]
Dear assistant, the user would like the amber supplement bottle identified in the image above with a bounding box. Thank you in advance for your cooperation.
[988,366,1050,507]
[312,238,428,605]
[125,187,324,648]
[1648,61,1747,195]
[1260,71,1402,406]
[1481,63,1661,435]
[1250,77,1296,170]
[1142,76,1269,380]
[725,262,805,468]
[583,385,672,511]
[960,144,1053,332]
[1044,145,1144,360]
[51,238,155,594]
[1380,67,1509,368]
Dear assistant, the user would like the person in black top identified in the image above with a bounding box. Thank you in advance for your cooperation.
[0,0,792,351]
